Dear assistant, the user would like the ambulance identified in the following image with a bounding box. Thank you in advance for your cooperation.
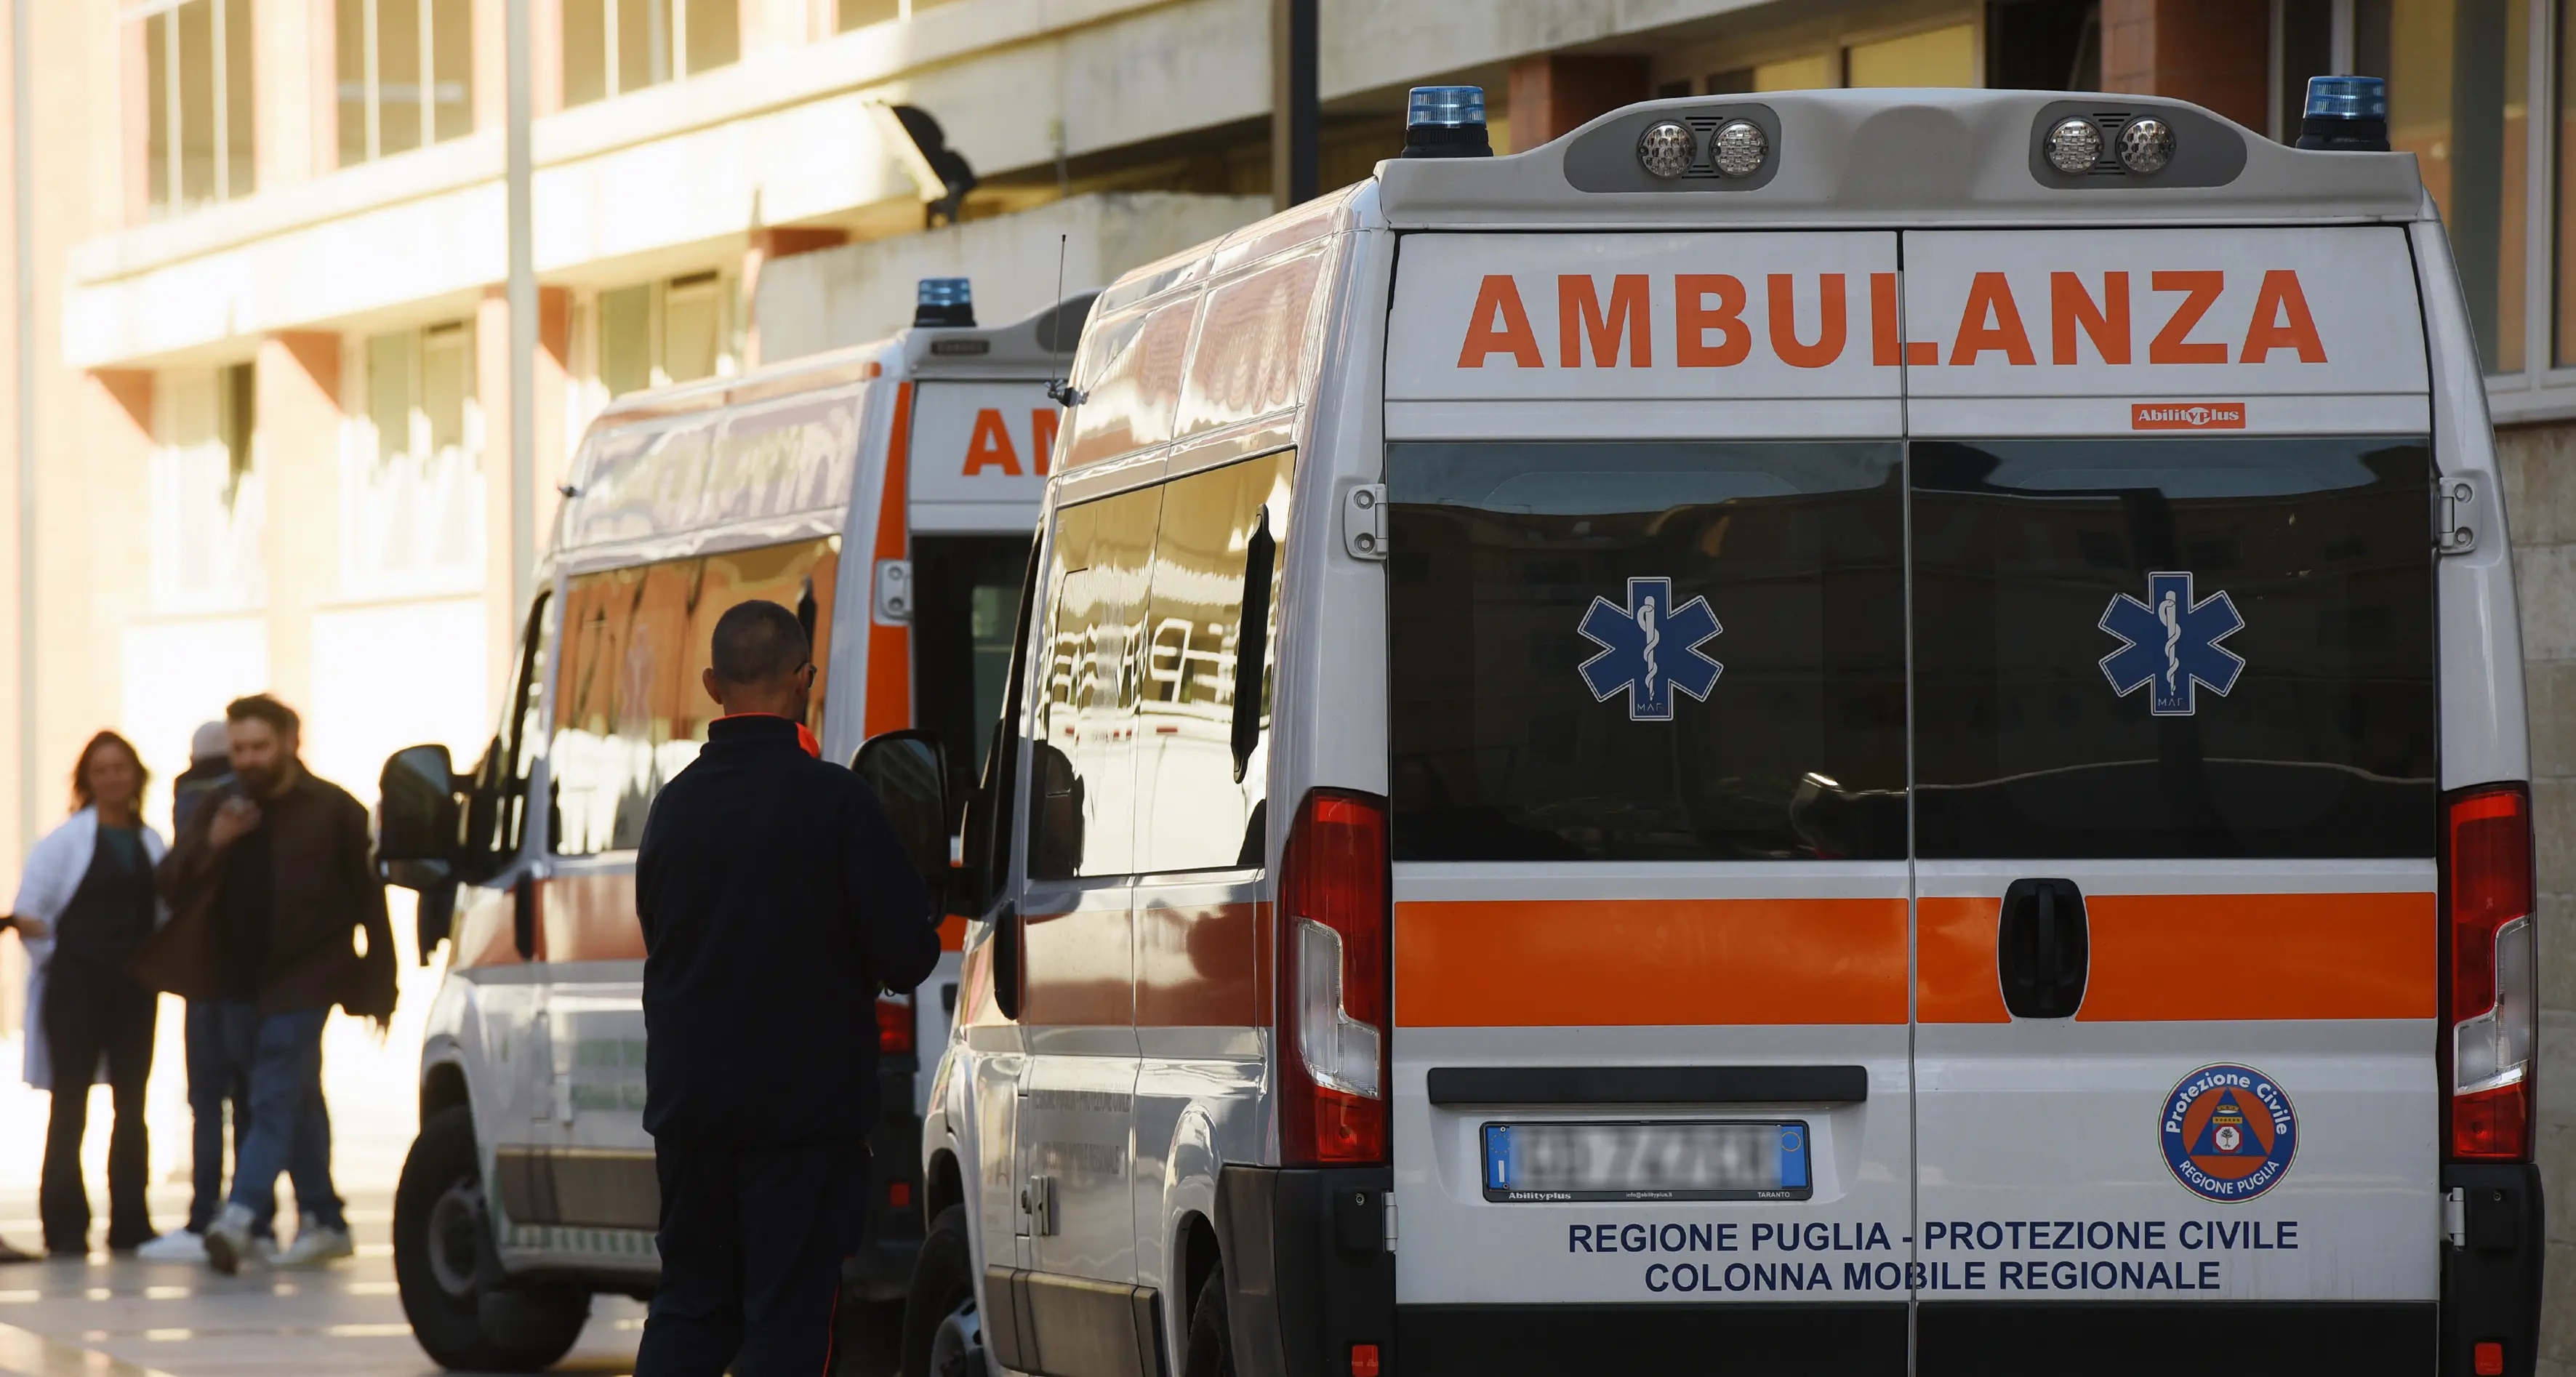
[370,280,1092,1373]
[895,80,2544,1377]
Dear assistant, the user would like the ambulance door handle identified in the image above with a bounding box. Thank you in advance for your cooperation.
[1998,878,2088,1019]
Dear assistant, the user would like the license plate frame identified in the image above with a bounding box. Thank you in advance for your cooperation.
[1480,1119,1813,1203]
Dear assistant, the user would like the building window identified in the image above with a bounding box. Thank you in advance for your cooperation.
[151,364,264,611]
[838,0,959,27]
[561,0,738,108]
[337,0,473,166]
[141,0,254,217]
[595,270,736,399]
[2276,0,2529,375]
[2388,0,2529,373]
[347,322,484,595]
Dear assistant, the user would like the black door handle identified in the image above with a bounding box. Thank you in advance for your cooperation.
[1997,878,2087,1019]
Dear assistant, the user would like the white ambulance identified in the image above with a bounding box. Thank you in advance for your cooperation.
[372,281,1092,1373]
[894,81,2543,1377]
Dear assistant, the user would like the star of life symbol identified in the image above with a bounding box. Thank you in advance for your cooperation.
[2098,571,2246,717]
[1577,577,1723,721]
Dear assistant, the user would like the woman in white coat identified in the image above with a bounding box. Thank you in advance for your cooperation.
[16,731,166,1255]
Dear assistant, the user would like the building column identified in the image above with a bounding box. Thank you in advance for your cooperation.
[253,0,337,187]
[476,284,569,682]
[744,226,849,368]
[256,333,340,718]
[1505,55,1647,152]
[745,0,819,53]
[2098,0,2270,129]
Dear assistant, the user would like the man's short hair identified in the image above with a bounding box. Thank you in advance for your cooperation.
[226,693,301,739]
[709,601,812,686]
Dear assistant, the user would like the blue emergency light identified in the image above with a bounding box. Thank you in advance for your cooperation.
[2297,76,2391,153]
[1403,85,1491,159]
[915,276,975,328]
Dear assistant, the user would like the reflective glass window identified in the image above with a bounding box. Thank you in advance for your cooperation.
[1910,437,2438,860]
[1028,487,1162,878]
[1387,441,1908,862]
[1136,450,1293,872]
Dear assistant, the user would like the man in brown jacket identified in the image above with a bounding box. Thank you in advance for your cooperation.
[128,694,396,1274]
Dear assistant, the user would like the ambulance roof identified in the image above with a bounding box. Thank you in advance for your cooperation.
[586,289,1097,432]
[1376,88,2427,230]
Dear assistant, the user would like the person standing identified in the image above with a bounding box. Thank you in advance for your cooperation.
[15,731,169,1256]
[137,721,326,1265]
[633,601,941,1376]
[129,694,396,1274]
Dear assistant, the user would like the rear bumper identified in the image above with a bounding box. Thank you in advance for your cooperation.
[1214,1165,1394,1377]
[2442,1162,2545,1377]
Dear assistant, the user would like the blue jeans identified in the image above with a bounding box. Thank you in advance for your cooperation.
[214,1003,345,1232]
[185,1002,334,1235]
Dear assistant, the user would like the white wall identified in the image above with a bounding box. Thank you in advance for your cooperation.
[755,191,1271,361]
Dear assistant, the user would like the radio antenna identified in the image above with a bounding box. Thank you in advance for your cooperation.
[1046,233,1085,406]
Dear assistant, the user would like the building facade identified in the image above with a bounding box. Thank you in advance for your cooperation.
[9,0,2576,1363]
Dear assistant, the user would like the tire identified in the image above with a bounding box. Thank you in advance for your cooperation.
[901,1205,980,1377]
[1186,1266,1235,1377]
[393,1105,590,1372]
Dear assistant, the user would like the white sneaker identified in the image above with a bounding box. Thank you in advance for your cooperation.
[244,1235,278,1266]
[202,1204,254,1276]
[274,1214,353,1269]
[135,1230,207,1263]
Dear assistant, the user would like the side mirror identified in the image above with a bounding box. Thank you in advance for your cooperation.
[854,729,951,915]
[379,744,463,864]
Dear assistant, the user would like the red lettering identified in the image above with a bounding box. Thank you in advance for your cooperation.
[1871,272,1901,366]
[2148,270,2228,364]
[963,408,1021,476]
[2051,271,2131,365]
[1676,275,1751,367]
[1031,408,1059,475]
[1770,273,1847,369]
[1458,275,1542,368]
[2239,270,2327,363]
[1950,273,2037,366]
[1559,274,1652,367]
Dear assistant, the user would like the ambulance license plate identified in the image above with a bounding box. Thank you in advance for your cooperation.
[1480,1120,1812,1203]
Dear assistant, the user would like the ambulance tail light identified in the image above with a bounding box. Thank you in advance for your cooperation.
[1279,789,1390,1165]
[877,992,917,1056]
[2444,783,2535,1162]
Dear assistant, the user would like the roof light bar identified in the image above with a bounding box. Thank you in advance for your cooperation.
[1403,86,1490,159]
[2298,76,2391,153]
[915,276,974,328]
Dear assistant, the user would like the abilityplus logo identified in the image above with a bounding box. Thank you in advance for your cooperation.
[2132,402,2247,430]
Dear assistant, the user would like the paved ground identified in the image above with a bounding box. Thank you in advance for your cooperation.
[0,1184,649,1377]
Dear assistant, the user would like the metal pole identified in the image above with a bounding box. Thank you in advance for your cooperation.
[13,0,35,858]
[1269,0,1317,211]
[506,0,535,618]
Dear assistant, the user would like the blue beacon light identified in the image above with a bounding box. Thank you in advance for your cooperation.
[2296,76,2391,153]
[915,276,975,328]
[1403,85,1492,159]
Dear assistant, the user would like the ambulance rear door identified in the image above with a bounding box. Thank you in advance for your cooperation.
[1381,231,1916,1375]
[1901,226,2443,1373]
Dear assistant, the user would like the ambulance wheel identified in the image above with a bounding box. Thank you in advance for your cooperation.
[394,1106,589,1372]
[902,1205,982,1377]
[1185,1266,1235,1377]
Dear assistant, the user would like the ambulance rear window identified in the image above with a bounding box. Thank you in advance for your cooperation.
[1387,441,1906,862]
[1910,436,2436,859]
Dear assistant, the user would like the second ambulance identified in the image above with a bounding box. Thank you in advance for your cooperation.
[896,80,2543,1377]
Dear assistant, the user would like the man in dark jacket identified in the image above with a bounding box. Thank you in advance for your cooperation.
[634,600,941,1377]
[128,694,397,1274]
